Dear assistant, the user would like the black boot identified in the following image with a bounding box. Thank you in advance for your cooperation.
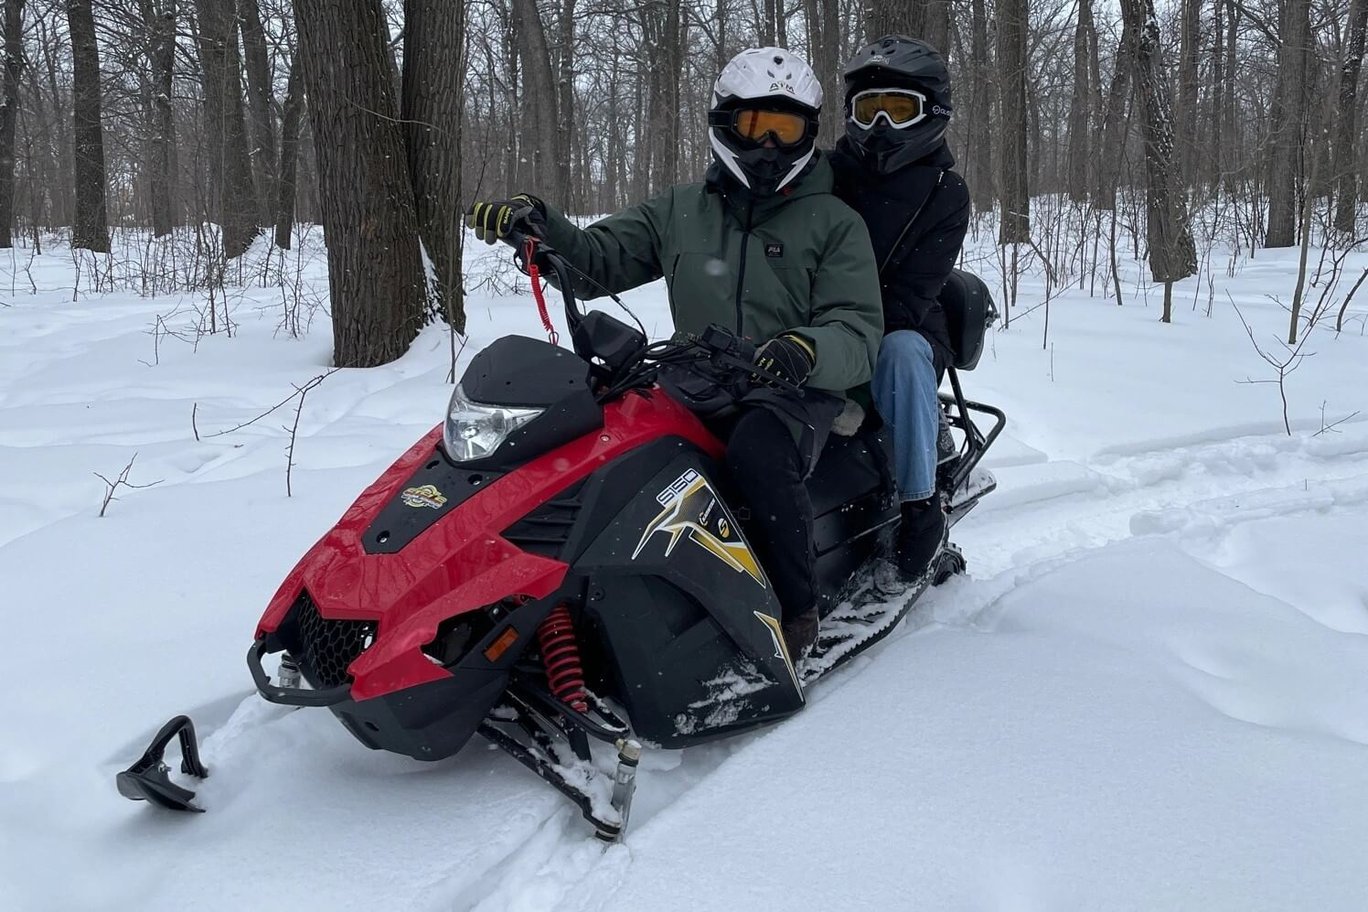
[894,498,945,581]
[781,605,819,660]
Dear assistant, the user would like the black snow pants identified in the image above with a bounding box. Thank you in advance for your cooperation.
[723,407,818,623]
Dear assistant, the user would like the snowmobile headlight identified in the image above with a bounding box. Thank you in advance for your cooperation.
[443,385,543,461]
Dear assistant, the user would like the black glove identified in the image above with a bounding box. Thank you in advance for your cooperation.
[753,333,816,388]
[465,194,544,246]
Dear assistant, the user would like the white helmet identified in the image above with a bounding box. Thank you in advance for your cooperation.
[708,48,823,193]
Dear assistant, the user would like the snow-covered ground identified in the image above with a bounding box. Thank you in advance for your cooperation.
[2,220,1367,911]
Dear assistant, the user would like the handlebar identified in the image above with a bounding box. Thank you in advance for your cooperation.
[499,229,799,399]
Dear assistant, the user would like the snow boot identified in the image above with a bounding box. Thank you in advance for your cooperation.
[894,498,946,581]
[781,605,820,661]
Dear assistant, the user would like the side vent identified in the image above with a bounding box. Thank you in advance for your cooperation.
[501,478,588,559]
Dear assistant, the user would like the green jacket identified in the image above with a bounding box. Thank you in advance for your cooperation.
[539,154,884,393]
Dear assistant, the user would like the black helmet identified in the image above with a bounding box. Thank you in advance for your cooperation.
[843,35,952,173]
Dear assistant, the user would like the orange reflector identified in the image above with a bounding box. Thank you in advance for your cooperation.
[483,627,520,662]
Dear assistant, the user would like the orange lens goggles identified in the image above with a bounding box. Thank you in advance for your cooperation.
[850,89,927,129]
[731,108,810,146]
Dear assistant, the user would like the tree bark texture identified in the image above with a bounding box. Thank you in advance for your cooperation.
[1066,0,1095,202]
[967,0,994,209]
[1176,0,1200,187]
[1266,0,1311,248]
[865,0,949,59]
[138,0,176,236]
[1120,0,1196,287]
[1333,0,1368,232]
[1095,14,1135,206]
[996,0,1029,242]
[274,55,302,249]
[196,0,259,257]
[294,0,426,367]
[403,0,467,331]
[239,0,277,224]
[511,0,563,206]
[0,0,23,247]
[66,0,109,252]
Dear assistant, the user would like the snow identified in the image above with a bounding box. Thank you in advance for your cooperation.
[2,220,1367,911]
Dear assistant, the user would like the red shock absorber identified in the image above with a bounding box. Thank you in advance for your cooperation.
[536,604,587,713]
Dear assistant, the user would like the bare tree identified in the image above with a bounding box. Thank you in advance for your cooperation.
[138,0,176,236]
[1120,0,1196,321]
[403,0,466,330]
[1066,0,1095,202]
[997,0,1030,243]
[295,0,426,366]
[274,54,302,249]
[0,0,22,247]
[238,0,277,224]
[1333,0,1368,233]
[67,0,110,252]
[1266,0,1312,248]
[196,0,259,257]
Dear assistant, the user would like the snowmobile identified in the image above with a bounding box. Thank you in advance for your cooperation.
[117,231,1004,840]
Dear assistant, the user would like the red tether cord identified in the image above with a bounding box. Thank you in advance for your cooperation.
[524,237,559,346]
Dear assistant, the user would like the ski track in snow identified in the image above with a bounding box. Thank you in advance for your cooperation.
[3,233,1368,910]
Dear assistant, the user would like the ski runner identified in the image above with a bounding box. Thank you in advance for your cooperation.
[467,48,884,658]
[829,35,972,581]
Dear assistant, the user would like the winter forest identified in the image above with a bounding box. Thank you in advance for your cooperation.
[2,0,1366,356]
[3,0,1368,909]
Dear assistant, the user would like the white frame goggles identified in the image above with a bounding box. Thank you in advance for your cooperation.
[848,87,930,130]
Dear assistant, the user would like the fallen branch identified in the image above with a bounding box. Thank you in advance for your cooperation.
[94,454,163,518]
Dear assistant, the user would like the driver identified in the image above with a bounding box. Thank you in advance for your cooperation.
[467,47,883,658]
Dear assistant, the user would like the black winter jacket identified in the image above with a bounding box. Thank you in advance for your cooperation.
[829,138,971,372]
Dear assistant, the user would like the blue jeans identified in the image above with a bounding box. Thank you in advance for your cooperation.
[872,331,939,502]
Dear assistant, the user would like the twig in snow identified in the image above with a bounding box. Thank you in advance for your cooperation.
[94,454,163,518]
[283,373,330,497]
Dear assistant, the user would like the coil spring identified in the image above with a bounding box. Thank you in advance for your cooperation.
[536,604,587,713]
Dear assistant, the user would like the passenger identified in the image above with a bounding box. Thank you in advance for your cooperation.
[467,48,884,657]
[830,35,971,581]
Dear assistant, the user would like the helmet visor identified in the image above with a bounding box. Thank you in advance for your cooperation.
[849,88,927,130]
[730,107,810,146]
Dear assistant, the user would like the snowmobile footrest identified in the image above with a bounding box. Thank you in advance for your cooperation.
[116,715,209,812]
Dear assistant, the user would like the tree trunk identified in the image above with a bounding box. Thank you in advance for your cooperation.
[1065,0,1094,202]
[0,0,23,248]
[555,0,577,212]
[66,0,109,252]
[239,0,277,225]
[1266,0,1311,248]
[1334,0,1368,233]
[1175,0,1200,189]
[294,0,427,367]
[1095,15,1135,206]
[996,0,1029,242]
[865,0,948,57]
[196,0,260,257]
[967,0,993,210]
[510,0,562,207]
[1120,0,1196,294]
[138,0,176,236]
[403,0,466,330]
[274,55,302,249]
[1222,0,1237,188]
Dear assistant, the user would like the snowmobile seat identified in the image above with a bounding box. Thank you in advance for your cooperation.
[939,269,997,371]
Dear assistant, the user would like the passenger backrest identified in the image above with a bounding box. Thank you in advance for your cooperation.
[938,269,998,370]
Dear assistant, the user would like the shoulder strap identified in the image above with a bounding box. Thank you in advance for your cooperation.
[877,171,945,279]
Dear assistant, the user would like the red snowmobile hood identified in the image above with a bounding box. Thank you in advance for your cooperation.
[257,388,722,701]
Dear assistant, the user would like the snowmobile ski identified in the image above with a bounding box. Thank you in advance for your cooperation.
[115,715,210,812]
